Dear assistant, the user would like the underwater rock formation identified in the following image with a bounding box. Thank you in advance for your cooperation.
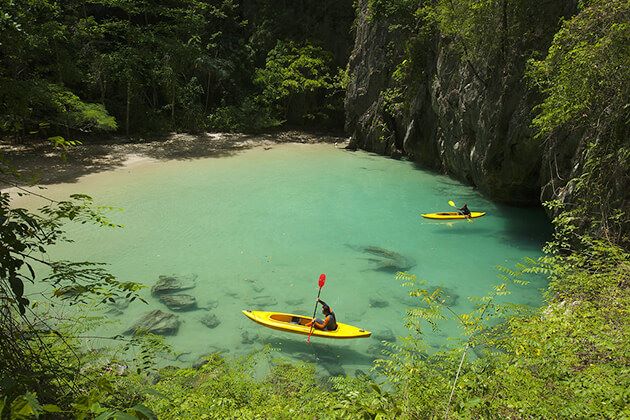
[350,244,416,272]
[124,310,180,336]
[151,274,197,296]
[159,294,197,311]
[200,313,221,329]
[369,298,389,308]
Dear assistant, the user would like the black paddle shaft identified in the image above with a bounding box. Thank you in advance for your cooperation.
[311,287,323,319]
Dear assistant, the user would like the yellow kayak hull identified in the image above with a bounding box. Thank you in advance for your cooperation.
[421,211,486,220]
[242,310,371,339]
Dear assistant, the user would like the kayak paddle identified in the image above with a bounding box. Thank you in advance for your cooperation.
[449,200,472,222]
[307,273,327,343]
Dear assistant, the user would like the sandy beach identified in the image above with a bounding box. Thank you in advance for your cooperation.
[0,131,347,190]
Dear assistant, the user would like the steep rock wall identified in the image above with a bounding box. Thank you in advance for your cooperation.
[345,0,577,205]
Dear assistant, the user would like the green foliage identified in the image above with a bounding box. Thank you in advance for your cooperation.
[528,0,629,138]
[0,79,117,136]
[0,0,352,137]
[253,41,344,127]
[0,1,117,137]
[0,178,155,417]
[528,0,630,244]
[146,353,325,418]
[375,237,629,418]
[208,96,281,133]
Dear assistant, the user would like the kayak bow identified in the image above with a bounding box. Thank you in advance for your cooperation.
[242,310,371,339]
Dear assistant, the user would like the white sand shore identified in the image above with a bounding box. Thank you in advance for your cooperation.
[0,131,348,191]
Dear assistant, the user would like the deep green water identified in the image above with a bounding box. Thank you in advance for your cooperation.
[14,143,551,376]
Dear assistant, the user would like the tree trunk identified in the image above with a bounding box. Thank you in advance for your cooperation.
[171,81,176,126]
[126,78,131,137]
[205,69,212,113]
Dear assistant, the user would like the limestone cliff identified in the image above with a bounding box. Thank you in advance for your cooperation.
[345,0,577,205]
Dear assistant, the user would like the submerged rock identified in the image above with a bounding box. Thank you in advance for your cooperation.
[369,298,389,308]
[241,330,259,345]
[322,362,346,377]
[366,342,387,357]
[353,245,416,272]
[200,313,221,329]
[124,310,180,336]
[151,274,197,296]
[106,308,124,316]
[224,289,239,298]
[373,328,396,343]
[426,286,459,307]
[396,286,459,308]
[246,295,278,308]
[205,299,219,310]
[107,297,129,311]
[285,297,305,306]
[159,294,197,311]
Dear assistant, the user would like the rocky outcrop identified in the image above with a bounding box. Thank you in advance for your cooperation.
[344,1,404,156]
[345,0,577,205]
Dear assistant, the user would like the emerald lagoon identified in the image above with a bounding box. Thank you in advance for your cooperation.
[11,142,551,376]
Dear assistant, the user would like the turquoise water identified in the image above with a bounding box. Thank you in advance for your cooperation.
[13,143,551,376]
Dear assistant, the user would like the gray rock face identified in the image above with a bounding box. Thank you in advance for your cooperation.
[151,274,197,296]
[159,294,197,311]
[125,310,180,336]
[345,0,579,205]
[200,313,220,329]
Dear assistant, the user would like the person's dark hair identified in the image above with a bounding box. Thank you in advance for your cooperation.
[322,305,331,315]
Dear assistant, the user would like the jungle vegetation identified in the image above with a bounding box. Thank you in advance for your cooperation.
[1,0,628,418]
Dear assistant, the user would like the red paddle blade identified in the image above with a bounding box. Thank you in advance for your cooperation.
[318,273,326,288]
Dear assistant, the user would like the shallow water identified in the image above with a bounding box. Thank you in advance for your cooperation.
[12,143,551,376]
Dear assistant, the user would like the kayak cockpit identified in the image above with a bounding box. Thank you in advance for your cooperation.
[270,313,309,325]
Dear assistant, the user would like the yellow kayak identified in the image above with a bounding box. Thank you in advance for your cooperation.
[421,211,486,220]
[242,310,371,339]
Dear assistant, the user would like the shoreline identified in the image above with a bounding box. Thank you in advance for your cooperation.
[0,131,349,190]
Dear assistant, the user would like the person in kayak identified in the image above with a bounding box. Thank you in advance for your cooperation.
[459,203,471,218]
[306,299,338,331]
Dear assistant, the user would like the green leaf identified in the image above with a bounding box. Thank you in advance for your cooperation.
[11,392,43,419]
[128,404,157,420]
[42,404,63,413]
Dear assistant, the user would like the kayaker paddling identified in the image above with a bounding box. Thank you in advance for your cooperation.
[458,203,471,218]
[306,299,338,331]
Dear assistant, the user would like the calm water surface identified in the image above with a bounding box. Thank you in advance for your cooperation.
[13,143,551,376]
